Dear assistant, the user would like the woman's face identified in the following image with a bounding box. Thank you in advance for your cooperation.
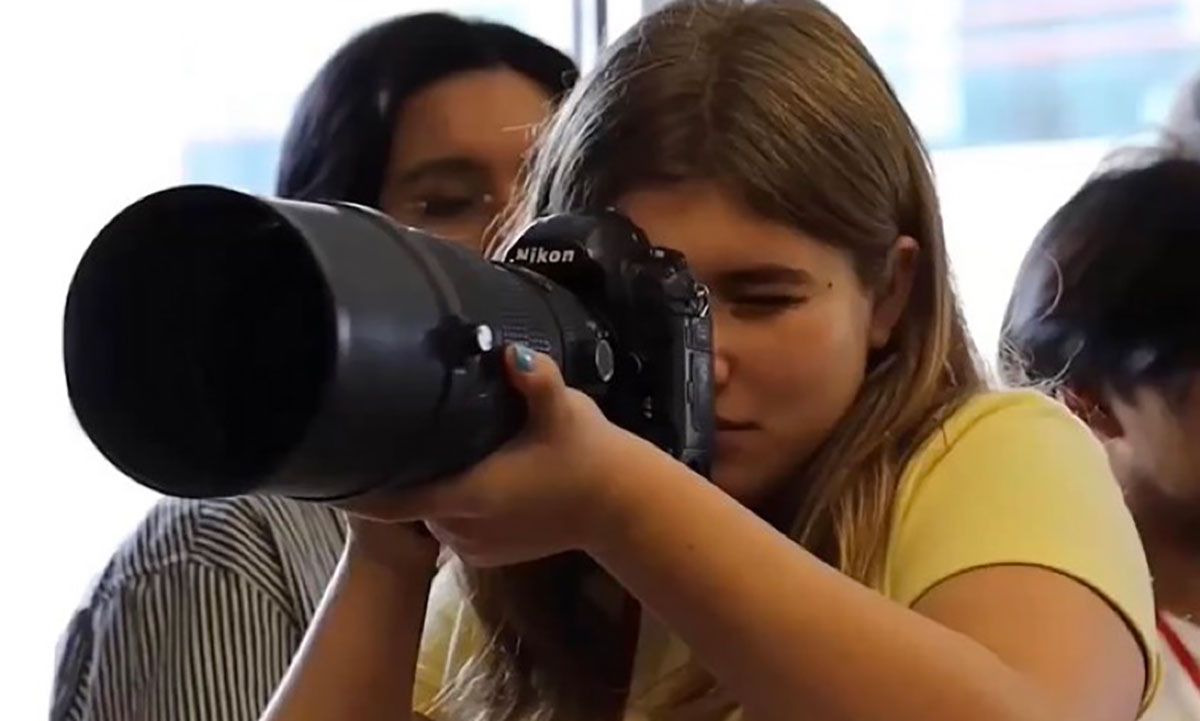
[1105,375,1200,507]
[379,68,555,250]
[618,181,912,507]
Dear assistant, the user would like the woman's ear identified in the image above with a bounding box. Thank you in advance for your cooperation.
[868,235,919,349]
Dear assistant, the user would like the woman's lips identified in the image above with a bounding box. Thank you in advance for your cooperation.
[714,417,758,454]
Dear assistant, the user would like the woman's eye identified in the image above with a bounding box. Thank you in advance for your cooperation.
[416,196,481,219]
[728,295,805,318]
[733,295,804,307]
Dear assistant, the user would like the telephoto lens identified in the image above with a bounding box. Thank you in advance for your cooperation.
[63,185,714,502]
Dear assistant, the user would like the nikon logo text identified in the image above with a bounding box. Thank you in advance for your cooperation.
[512,247,576,264]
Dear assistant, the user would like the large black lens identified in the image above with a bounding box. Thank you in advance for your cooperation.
[64,185,600,500]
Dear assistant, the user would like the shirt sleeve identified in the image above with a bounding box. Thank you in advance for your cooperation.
[51,562,301,721]
[884,391,1159,712]
[413,562,489,719]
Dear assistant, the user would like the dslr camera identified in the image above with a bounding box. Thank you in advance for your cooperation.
[63,185,714,500]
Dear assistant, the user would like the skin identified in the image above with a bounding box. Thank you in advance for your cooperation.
[377,68,555,251]
[616,182,908,507]
[1099,377,1200,621]
[261,182,1145,721]
[1107,378,1200,507]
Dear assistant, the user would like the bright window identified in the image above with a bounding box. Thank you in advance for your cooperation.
[829,0,1200,361]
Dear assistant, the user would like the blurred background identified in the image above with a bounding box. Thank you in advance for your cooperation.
[0,0,1197,716]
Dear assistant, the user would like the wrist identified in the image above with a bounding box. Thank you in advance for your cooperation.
[581,436,692,558]
[344,524,440,584]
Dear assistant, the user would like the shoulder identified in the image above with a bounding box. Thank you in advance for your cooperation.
[89,496,346,612]
[891,388,1121,529]
[882,390,1158,699]
[899,389,1102,484]
[53,497,345,720]
[887,389,1138,590]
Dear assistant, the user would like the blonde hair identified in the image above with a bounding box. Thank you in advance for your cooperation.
[451,1,984,719]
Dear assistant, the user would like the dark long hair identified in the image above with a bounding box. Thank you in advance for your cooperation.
[1000,154,1200,404]
[275,12,577,205]
[449,1,982,720]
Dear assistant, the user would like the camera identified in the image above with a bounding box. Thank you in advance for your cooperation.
[63,185,714,501]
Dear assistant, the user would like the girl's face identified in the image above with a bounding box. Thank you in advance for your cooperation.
[617,181,915,507]
[379,68,555,251]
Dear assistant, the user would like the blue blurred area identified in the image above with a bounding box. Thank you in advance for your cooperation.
[958,50,1193,146]
[854,0,1198,149]
[182,137,281,195]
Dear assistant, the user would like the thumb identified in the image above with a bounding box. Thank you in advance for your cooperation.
[506,343,567,423]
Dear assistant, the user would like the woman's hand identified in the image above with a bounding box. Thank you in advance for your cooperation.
[351,343,663,567]
[339,515,442,575]
[337,489,442,578]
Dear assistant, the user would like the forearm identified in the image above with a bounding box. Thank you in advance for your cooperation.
[260,542,434,721]
[589,448,1055,721]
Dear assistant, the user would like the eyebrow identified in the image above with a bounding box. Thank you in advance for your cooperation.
[711,264,816,288]
[392,157,487,187]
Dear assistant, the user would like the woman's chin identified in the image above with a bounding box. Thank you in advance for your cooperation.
[709,457,775,509]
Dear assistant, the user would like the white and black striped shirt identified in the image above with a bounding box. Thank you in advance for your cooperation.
[51,496,347,721]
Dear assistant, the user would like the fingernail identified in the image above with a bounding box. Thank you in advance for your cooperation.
[514,344,535,373]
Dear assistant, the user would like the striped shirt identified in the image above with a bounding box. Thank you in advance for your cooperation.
[50,496,347,721]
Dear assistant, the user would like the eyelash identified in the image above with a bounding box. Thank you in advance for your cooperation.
[734,294,802,305]
[727,295,806,317]
[415,195,490,219]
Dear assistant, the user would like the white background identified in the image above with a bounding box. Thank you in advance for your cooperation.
[0,0,1182,717]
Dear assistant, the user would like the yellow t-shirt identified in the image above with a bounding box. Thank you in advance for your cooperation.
[413,390,1160,719]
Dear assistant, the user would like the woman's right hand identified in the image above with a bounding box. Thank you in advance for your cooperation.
[337,489,442,576]
[344,516,442,574]
[261,497,440,721]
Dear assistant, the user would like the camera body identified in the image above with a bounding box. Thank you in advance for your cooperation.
[502,212,713,477]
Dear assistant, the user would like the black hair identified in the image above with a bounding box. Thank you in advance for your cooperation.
[275,12,578,205]
[1000,154,1200,401]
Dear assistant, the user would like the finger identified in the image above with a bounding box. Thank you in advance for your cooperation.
[505,343,567,423]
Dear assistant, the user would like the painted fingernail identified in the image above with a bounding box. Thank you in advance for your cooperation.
[514,344,535,373]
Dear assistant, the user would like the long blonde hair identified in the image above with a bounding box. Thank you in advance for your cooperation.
[449,1,983,718]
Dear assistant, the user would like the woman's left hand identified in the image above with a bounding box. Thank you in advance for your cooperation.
[363,343,657,567]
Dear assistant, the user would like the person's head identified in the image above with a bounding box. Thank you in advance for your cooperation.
[276,12,577,250]
[1000,155,1200,510]
[447,0,982,718]
[501,0,979,554]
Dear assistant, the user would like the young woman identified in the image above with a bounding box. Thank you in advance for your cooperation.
[1002,154,1200,720]
[51,13,576,721]
[260,2,1158,720]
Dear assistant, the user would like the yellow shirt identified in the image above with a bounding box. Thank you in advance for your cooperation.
[413,390,1160,719]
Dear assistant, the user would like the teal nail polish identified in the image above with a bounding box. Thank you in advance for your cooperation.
[514,344,535,373]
